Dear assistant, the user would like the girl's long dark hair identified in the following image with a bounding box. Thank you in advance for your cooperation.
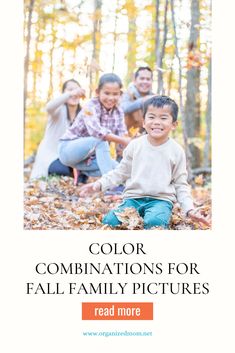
[62,79,82,122]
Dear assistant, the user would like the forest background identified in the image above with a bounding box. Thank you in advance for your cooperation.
[24,0,211,172]
[24,0,211,230]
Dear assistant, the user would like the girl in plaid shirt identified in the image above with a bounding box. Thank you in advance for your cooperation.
[59,73,130,184]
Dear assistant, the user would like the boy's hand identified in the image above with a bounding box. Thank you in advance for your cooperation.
[187,209,211,227]
[79,181,101,197]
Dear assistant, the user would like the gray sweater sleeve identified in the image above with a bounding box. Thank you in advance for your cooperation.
[173,149,194,214]
[45,92,71,119]
[120,92,144,114]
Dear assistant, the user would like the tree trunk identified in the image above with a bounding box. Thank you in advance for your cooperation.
[47,22,56,100]
[24,0,35,121]
[155,0,160,88]
[145,3,156,69]
[112,0,118,72]
[32,19,42,104]
[157,0,169,94]
[89,0,102,96]
[71,46,77,74]
[167,46,175,96]
[32,39,38,104]
[185,0,201,168]
[59,45,65,88]
[170,0,192,180]
[203,57,211,168]
[126,0,137,84]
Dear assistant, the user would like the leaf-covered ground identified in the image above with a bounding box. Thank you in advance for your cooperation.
[24,174,211,230]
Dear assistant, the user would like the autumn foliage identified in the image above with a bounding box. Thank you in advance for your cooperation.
[24,175,211,230]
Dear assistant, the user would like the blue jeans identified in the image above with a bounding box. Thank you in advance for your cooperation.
[58,137,118,176]
[103,198,173,229]
[48,158,73,177]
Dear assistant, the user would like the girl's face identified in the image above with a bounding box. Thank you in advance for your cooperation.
[97,82,121,110]
[64,81,80,106]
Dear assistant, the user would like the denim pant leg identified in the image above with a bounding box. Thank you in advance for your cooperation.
[143,199,173,229]
[59,138,97,166]
[95,138,114,174]
[102,199,141,227]
[48,158,73,177]
[75,158,118,177]
[58,137,114,175]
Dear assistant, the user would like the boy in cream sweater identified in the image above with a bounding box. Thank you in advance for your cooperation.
[80,96,209,229]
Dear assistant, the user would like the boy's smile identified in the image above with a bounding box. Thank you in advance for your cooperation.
[143,105,177,145]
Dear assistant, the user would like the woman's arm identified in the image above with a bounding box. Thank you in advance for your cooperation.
[46,88,85,117]
[45,92,71,116]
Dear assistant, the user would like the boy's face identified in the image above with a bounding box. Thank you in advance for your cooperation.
[143,105,177,145]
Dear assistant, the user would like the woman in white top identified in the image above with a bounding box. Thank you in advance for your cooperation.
[30,79,85,180]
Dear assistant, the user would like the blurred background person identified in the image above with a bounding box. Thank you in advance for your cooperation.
[30,79,86,180]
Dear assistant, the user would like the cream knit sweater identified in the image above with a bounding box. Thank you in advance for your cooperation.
[30,92,71,179]
[99,135,194,214]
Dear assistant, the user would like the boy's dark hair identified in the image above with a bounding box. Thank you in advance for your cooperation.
[143,95,179,122]
[134,66,153,79]
[97,73,123,90]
